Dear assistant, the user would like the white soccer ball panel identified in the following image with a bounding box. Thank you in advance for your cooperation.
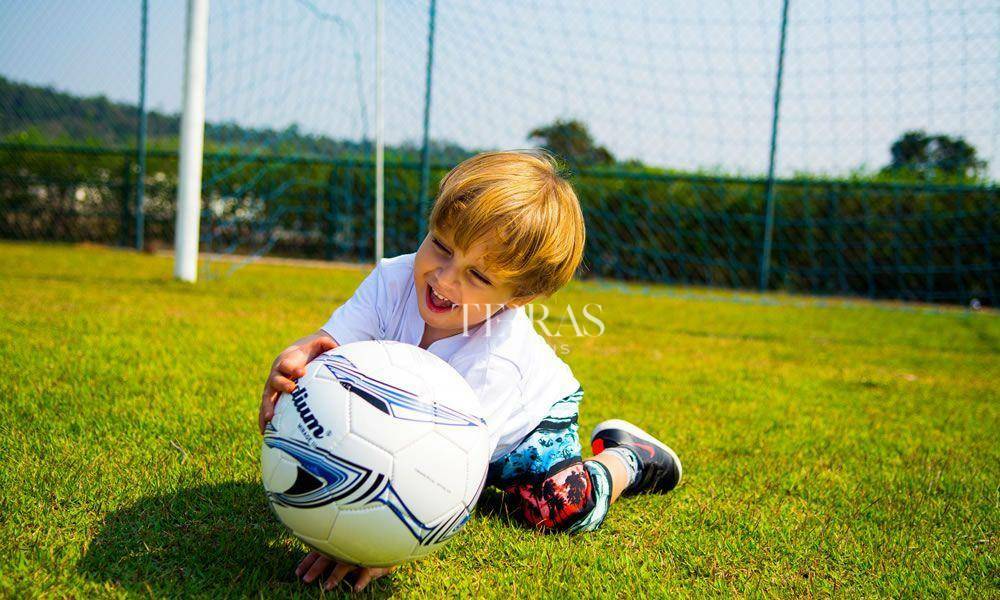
[328,505,419,567]
[294,533,333,557]
[334,342,431,397]
[427,369,482,414]
[261,448,300,495]
[348,392,434,454]
[311,539,360,566]
[406,506,470,560]
[462,440,490,502]
[270,382,349,447]
[331,432,393,496]
[270,392,301,439]
[433,421,489,456]
[392,432,468,525]
[316,346,429,406]
[272,501,339,542]
[433,424,491,503]
[295,379,351,447]
[260,443,285,489]
[388,342,485,413]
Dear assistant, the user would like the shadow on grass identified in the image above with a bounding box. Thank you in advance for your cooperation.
[78,482,397,598]
[475,486,566,537]
[474,487,523,528]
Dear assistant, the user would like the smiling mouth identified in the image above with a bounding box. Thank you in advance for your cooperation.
[425,284,457,313]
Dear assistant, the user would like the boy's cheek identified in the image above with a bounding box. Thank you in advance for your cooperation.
[463,302,503,322]
[455,305,488,330]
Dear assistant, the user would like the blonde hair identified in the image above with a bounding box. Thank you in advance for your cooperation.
[429,150,586,299]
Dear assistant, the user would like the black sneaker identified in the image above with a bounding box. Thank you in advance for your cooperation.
[590,419,682,493]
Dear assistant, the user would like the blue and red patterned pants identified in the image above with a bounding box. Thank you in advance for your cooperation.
[486,387,612,533]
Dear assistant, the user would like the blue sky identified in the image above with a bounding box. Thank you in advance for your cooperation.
[1,0,997,177]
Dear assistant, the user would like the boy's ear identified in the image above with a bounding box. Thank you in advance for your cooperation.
[505,294,539,309]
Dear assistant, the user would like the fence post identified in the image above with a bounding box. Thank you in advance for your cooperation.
[135,0,149,251]
[345,163,357,260]
[923,195,933,302]
[417,0,438,242]
[892,187,904,298]
[758,0,790,292]
[120,155,133,247]
[374,0,384,263]
[862,189,874,297]
[804,188,818,290]
[325,168,338,261]
[831,187,847,294]
[985,190,997,306]
[951,193,966,305]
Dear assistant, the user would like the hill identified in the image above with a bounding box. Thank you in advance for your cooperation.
[0,75,476,161]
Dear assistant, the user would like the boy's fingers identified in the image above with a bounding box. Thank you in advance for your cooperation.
[324,563,354,590]
[353,569,379,592]
[296,552,320,578]
[277,357,305,377]
[258,373,295,434]
[302,555,330,583]
[259,387,280,433]
[269,374,297,394]
[260,387,276,408]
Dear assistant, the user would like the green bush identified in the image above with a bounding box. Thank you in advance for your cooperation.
[1,142,996,305]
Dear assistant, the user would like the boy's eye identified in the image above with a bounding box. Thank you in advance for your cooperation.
[470,270,492,286]
[432,238,451,255]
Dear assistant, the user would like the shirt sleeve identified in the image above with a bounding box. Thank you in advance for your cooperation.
[321,262,387,345]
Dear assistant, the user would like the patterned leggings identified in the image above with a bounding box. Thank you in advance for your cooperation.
[486,387,613,533]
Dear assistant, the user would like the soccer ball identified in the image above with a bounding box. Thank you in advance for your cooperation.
[261,340,491,567]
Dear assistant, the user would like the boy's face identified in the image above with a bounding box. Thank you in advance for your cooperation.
[413,228,531,334]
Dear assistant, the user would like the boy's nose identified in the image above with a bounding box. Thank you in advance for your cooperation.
[435,266,460,296]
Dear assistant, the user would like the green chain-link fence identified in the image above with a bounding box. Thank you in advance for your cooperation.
[1,1,997,305]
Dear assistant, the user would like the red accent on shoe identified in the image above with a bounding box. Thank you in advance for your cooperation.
[591,438,605,454]
[632,442,657,459]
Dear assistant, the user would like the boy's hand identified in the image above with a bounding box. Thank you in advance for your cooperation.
[259,331,338,433]
[296,551,398,593]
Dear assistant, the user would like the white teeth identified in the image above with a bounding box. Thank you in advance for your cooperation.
[430,286,454,306]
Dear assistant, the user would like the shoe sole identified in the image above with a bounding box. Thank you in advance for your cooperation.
[591,418,683,486]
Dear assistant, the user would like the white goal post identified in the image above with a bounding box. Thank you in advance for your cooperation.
[174,0,209,282]
[172,0,386,281]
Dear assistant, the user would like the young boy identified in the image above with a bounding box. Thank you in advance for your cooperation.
[258,150,682,592]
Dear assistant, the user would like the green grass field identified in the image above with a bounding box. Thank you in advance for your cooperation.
[1,241,997,598]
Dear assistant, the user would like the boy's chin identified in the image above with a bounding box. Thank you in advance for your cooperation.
[419,305,460,327]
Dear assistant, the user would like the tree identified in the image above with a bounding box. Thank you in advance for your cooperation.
[527,119,614,166]
[884,130,986,180]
